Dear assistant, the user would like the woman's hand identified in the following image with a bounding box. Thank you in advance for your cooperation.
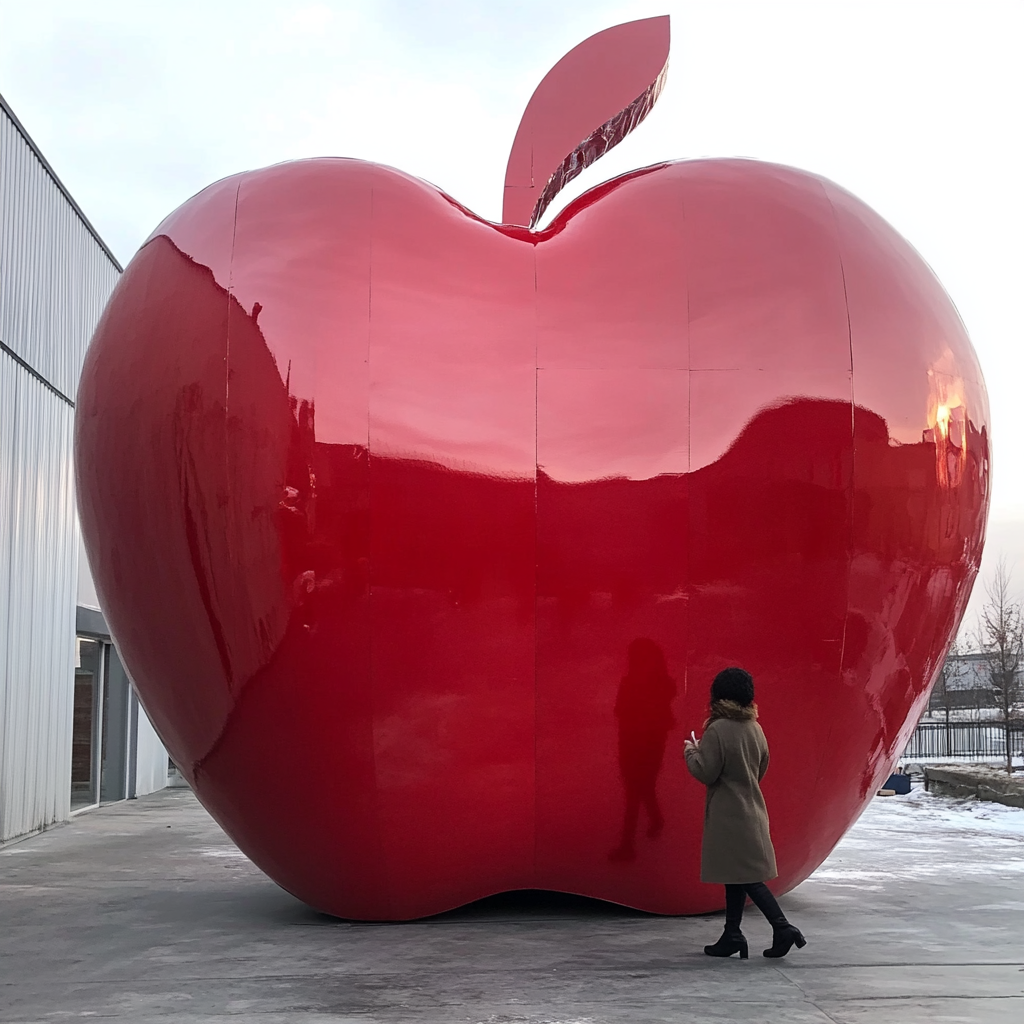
[684,730,699,753]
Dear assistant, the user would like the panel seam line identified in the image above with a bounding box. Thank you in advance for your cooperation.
[0,339,74,407]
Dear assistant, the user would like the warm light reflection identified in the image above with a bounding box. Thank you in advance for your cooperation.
[926,352,967,488]
[935,403,952,439]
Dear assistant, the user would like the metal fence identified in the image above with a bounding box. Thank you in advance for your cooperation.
[904,721,1024,761]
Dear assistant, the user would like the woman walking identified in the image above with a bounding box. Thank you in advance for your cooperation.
[684,667,805,959]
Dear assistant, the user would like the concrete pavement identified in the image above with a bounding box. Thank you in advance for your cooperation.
[2,786,1023,1023]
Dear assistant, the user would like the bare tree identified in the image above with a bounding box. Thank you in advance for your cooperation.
[973,560,1024,774]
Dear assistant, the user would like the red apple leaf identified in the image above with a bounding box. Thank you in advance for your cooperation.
[502,16,670,228]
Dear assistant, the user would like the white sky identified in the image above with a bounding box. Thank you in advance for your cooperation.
[2,0,1022,616]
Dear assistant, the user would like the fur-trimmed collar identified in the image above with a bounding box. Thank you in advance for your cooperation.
[706,699,758,724]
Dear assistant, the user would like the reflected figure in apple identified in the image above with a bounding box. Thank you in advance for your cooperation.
[609,638,675,862]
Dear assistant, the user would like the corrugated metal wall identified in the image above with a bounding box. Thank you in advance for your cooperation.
[0,106,120,399]
[0,361,77,839]
[0,96,122,841]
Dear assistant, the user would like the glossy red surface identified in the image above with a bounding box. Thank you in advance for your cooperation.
[75,152,989,919]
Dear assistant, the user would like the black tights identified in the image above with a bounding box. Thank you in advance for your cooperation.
[724,882,786,931]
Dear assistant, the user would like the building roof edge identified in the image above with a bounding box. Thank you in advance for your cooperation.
[0,90,124,273]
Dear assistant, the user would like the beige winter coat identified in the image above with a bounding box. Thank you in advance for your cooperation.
[684,701,778,884]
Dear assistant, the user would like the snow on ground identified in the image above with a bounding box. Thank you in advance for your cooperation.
[809,785,1024,892]
[902,754,1024,769]
[883,784,1024,838]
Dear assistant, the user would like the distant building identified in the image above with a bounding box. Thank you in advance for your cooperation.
[1,92,168,845]
[928,651,1023,717]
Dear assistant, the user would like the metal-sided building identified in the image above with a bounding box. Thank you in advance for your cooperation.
[1,92,167,845]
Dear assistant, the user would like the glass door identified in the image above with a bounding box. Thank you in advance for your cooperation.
[71,638,105,810]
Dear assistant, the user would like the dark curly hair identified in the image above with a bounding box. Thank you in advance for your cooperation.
[710,667,755,706]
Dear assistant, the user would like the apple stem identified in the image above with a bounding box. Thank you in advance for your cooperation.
[502,16,671,229]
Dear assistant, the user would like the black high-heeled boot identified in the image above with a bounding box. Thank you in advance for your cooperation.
[740,882,807,959]
[704,927,749,959]
[763,923,807,958]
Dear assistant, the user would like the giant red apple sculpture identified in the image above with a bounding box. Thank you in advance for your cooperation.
[76,17,989,919]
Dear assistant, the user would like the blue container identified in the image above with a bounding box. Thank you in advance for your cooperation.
[883,772,912,794]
